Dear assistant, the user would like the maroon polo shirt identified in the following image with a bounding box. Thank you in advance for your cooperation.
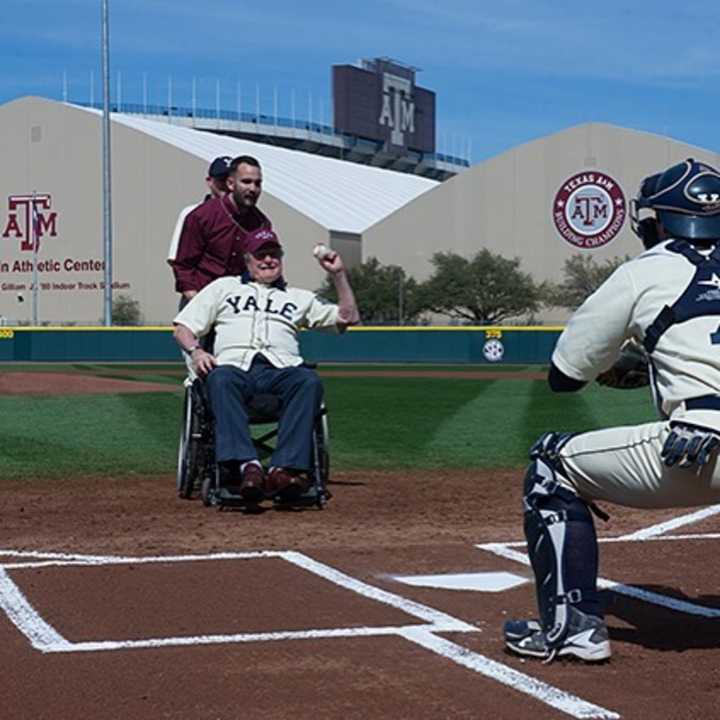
[170,195,271,293]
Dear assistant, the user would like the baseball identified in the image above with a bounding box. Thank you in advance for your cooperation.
[313,243,332,260]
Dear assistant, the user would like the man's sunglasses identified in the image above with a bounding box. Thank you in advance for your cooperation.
[251,247,284,260]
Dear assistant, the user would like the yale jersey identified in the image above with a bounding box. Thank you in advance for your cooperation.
[174,276,340,370]
[553,239,720,431]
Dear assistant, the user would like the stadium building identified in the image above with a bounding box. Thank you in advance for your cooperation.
[365,123,720,322]
[0,95,437,324]
[2,60,720,325]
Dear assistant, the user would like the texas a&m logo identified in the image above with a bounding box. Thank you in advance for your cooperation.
[2,194,58,251]
[552,172,626,249]
[378,72,415,148]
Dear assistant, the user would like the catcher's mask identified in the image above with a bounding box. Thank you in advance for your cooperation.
[632,158,720,244]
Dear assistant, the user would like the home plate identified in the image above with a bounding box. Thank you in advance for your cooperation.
[393,572,529,592]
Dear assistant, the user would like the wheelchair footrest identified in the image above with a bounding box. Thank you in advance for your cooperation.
[271,486,331,509]
[212,487,261,509]
[206,481,331,510]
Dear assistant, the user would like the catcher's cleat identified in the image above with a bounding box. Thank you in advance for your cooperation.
[504,618,542,642]
[504,608,611,663]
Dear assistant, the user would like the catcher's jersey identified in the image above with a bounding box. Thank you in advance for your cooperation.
[174,275,339,371]
[553,239,720,431]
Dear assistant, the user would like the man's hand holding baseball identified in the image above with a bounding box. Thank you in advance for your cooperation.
[317,251,344,275]
[314,249,359,327]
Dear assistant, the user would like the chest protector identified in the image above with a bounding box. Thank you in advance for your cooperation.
[643,240,720,353]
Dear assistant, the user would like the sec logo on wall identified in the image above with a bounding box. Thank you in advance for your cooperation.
[482,339,504,362]
[552,171,626,249]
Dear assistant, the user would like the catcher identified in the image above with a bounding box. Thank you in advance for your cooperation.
[504,158,720,663]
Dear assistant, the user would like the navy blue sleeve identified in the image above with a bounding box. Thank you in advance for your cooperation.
[548,362,587,393]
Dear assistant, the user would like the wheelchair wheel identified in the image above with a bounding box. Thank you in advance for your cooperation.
[316,412,330,489]
[309,409,330,508]
[200,473,214,507]
[176,388,200,499]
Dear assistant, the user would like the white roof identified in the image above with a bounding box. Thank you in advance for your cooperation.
[74,105,437,233]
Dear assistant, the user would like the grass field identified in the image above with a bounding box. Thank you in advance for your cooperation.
[0,364,658,479]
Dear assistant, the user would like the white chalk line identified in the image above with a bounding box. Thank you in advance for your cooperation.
[473,532,720,550]
[0,569,71,652]
[617,503,720,541]
[476,502,720,619]
[0,549,472,648]
[0,550,285,571]
[0,551,286,571]
[0,549,472,634]
[0,549,121,562]
[478,544,720,618]
[281,551,474,631]
[402,628,619,720]
[43,624,448,653]
[0,547,620,720]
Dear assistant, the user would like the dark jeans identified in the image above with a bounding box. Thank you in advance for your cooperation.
[205,356,323,471]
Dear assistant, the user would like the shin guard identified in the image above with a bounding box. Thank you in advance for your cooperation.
[523,454,600,648]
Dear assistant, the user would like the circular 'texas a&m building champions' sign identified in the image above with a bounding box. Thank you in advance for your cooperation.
[552,171,627,249]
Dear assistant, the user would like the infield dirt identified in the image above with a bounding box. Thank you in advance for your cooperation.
[1,369,718,719]
[3,470,719,719]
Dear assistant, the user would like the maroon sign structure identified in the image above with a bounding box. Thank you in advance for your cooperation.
[333,58,436,154]
[553,172,626,249]
[2,194,57,251]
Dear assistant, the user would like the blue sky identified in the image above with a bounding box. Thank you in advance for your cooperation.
[2,0,719,163]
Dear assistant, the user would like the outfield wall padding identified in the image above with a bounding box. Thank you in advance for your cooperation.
[0,327,562,364]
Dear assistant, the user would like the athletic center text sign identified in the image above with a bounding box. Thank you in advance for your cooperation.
[0,193,130,320]
[333,58,435,154]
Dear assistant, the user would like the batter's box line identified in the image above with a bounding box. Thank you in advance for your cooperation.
[477,502,720,619]
[0,549,476,654]
[0,548,619,720]
[475,532,720,551]
[0,549,287,567]
[477,542,720,618]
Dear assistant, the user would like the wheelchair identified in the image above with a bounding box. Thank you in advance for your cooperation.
[176,375,331,510]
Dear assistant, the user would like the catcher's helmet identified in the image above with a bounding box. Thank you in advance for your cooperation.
[634,158,720,241]
[630,171,663,248]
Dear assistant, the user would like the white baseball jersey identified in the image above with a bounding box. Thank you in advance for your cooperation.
[173,276,340,370]
[553,239,720,432]
[552,238,720,509]
[167,203,200,262]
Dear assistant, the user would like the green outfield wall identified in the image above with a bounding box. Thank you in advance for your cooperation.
[0,326,562,364]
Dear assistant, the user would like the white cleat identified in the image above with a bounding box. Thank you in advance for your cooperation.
[504,609,612,663]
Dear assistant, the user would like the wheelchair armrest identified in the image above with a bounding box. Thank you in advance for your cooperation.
[190,377,210,406]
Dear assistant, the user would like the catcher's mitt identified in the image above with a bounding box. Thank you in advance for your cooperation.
[596,340,650,390]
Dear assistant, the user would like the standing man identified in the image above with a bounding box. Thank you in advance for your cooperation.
[504,158,720,663]
[167,155,233,268]
[169,155,271,305]
[173,228,359,503]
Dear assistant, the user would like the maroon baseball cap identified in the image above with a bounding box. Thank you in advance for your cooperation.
[245,228,282,255]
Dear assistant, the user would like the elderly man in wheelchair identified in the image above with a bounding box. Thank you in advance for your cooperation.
[174,228,359,508]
